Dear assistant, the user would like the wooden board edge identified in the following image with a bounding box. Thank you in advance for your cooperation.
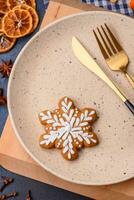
[1,153,133,200]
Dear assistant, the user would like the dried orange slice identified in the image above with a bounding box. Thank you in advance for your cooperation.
[0,12,5,30]
[0,31,16,53]
[2,8,33,38]
[13,5,39,32]
[130,0,134,9]
[0,0,9,13]
[7,0,36,9]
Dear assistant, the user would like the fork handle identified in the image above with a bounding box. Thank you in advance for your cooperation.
[124,72,134,88]
[125,100,134,115]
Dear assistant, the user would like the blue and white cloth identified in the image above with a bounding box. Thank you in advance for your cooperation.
[43,0,49,9]
[82,0,134,16]
[43,0,134,16]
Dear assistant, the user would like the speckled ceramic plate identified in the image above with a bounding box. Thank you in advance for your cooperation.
[8,11,134,185]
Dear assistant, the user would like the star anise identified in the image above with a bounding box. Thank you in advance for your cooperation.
[26,190,32,200]
[0,88,7,105]
[0,60,13,78]
[0,192,18,200]
[0,176,14,192]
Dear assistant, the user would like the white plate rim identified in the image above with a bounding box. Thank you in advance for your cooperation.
[8,11,134,186]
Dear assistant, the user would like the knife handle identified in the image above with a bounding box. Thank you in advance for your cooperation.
[125,100,134,115]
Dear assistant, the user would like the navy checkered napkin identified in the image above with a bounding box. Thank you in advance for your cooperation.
[82,0,134,16]
[43,0,134,16]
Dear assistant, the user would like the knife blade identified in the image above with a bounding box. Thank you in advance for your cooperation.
[72,36,134,115]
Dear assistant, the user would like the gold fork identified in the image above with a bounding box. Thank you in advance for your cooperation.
[93,24,134,88]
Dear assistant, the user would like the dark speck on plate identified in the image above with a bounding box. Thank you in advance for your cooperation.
[97,104,100,108]
[23,91,27,95]
[25,71,29,75]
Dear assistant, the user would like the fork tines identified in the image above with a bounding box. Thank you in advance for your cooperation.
[93,24,123,59]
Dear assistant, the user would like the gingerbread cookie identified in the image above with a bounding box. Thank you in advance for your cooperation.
[39,97,99,161]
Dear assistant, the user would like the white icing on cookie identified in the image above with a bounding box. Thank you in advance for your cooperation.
[89,110,95,115]
[39,97,98,160]
[61,98,72,113]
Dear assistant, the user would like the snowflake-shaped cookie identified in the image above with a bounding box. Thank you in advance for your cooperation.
[39,97,99,160]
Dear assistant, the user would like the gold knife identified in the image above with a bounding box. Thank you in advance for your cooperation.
[72,37,134,115]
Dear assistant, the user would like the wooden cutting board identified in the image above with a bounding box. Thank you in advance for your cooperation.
[0,1,134,199]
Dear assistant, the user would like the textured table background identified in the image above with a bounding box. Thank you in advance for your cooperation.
[0,166,91,200]
[0,1,92,199]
